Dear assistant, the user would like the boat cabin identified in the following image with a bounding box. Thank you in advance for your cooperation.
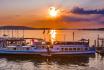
[0,38,49,51]
[52,41,90,52]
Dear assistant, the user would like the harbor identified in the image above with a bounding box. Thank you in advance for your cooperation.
[0,27,97,56]
[0,28,103,70]
[0,0,104,70]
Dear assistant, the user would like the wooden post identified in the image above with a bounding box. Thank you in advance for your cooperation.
[97,35,100,47]
[102,39,104,47]
[94,40,96,47]
[22,29,24,38]
[88,39,90,46]
[73,32,75,41]
[43,29,46,41]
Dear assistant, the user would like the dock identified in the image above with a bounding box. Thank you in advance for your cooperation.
[95,35,104,54]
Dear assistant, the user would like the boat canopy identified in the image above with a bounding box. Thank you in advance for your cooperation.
[54,41,89,45]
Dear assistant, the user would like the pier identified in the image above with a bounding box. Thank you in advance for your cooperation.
[95,35,104,54]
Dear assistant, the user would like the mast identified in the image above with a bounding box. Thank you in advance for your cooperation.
[97,34,100,47]
[73,32,75,41]
[43,29,46,41]
[3,26,5,36]
[22,28,24,38]
[12,25,13,38]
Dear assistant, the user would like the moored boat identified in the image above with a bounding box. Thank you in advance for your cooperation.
[50,39,96,56]
[0,37,96,56]
[0,37,49,56]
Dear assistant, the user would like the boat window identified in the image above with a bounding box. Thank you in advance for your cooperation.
[61,48,64,51]
[31,46,34,47]
[73,48,76,51]
[65,48,68,51]
[26,48,29,50]
[69,48,72,51]
[13,48,16,50]
[85,48,88,50]
[42,46,45,49]
[77,48,80,51]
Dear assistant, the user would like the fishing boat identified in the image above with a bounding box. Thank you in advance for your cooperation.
[50,39,96,55]
[0,37,50,56]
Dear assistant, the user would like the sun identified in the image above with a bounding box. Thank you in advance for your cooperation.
[49,7,59,17]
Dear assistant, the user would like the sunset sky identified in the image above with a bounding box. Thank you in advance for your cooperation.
[0,0,104,29]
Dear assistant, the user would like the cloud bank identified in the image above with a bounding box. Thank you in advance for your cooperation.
[71,7,104,15]
[60,7,104,24]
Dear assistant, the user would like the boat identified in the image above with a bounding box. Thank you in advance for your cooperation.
[0,37,96,56]
[0,37,49,56]
[50,39,96,56]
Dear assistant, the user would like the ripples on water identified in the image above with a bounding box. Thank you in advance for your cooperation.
[0,54,103,70]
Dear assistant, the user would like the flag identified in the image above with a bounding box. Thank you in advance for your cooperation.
[47,30,50,34]
[43,29,45,34]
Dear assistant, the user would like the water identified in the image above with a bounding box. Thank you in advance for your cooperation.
[0,54,103,70]
[0,30,104,70]
[1,30,104,45]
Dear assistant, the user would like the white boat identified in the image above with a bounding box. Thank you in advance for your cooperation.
[50,39,96,55]
[0,37,96,56]
[0,37,49,55]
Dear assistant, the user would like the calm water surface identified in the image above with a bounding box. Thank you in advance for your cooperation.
[0,54,104,70]
[1,30,104,46]
[0,30,104,70]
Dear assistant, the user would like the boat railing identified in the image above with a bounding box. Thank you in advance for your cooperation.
[53,41,89,45]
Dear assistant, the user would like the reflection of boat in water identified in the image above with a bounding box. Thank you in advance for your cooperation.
[96,48,104,54]
[0,54,90,63]
[50,55,90,65]
[0,54,91,66]
[50,39,96,56]
[0,37,49,55]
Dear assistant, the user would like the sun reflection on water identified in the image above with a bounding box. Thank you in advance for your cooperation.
[50,30,57,44]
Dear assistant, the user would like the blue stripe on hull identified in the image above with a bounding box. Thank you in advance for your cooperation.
[0,50,96,55]
[0,50,46,54]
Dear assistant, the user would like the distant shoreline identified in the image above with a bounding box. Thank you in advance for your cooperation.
[0,26,104,31]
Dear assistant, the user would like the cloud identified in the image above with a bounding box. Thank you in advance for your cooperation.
[57,7,104,24]
[61,14,104,24]
[71,7,104,15]
[61,16,91,22]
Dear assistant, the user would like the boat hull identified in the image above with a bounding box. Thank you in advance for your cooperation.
[51,51,95,55]
[0,50,95,56]
[0,49,47,56]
